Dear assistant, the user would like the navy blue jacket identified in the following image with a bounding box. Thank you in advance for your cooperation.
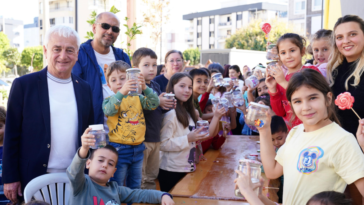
[2,68,94,193]
[72,39,131,124]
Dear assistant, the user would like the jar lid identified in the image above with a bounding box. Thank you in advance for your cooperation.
[126,68,140,73]
[239,159,262,165]
[197,120,209,124]
[249,102,270,109]
[212,73,222,78]
[89,124,104,131]
[164,93,175,97]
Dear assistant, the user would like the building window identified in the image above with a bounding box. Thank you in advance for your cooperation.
[209,17,215,24]
[227,30,231,35]
[197,32,202,38]
[40,19,43,30]
[55,2,59,9]
[227,17,231,22]
[67,1,71,8]
[39,2,43,14]
[197,19,202,26]
[0,25,2,32]
[69,17,74,24]
[209,44,215,49]
[312,0,322,11]
[40,34,43,45]
[294,0,306,15]
[197,45,202,49]
[209,31,214,37]
[94,0,97,6]
[50,18,55,26]
[237,14,242,20]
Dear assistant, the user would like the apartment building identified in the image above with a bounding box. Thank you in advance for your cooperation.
[0,17,24,51]
[288,0,323,36]
[24,17,40,47]
[183,2,287,50]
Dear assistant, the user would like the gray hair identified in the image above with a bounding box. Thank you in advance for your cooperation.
[43,25,81,49]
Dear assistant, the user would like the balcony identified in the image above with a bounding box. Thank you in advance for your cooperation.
[219,22,232,27]
[218,35,231,42]
[50,7,73,12]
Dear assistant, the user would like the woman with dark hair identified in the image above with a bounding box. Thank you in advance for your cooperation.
[154,50,184,92]
[207,63,224,75]
[223,64,230,78]
[157,64,165,76]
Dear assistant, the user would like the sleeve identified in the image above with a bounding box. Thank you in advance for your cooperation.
[275,144,286,167]
[122,51,132,67]
[66,149,89,195]
[211,135,226,150]
[139,87,160,110]
[269,85,287,117]
[118,186,164,204]
[2,78,23,183]
[87,83,95,125]
[72,58,84,79]
[199,92,210,112]
[239,113,258,132]
[160,112,190,152]
[332,133,364,184]
[102,92,124,116]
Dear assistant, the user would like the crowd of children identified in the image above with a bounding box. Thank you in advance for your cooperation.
[9,14,364,205]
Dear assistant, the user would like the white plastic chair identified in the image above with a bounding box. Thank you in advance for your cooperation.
[24,173,70,205]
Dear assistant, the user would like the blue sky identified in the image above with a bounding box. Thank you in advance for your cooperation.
[0,0,38,24]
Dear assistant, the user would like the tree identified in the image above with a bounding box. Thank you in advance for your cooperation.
[0,32,10,73]
[123,17,143,60]
[225,19,293,51]
[142,0,170,50]
[3,47,21,76]
[21,46,43,71]
[183,48,200,65]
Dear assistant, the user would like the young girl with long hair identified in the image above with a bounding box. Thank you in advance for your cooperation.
[259,69,364,204]
[158,73,225,192]
[266,33,321,129]
[327,15,364,136]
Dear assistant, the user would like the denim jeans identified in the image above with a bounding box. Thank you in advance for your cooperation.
[109,142,145,205]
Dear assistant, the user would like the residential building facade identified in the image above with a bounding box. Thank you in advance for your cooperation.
[0,17,24,51]
[183,2,287,50]
[24,17,40,47]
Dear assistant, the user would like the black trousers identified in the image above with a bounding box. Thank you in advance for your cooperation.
[158,169,187,192]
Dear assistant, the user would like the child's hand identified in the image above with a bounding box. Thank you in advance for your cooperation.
[138,73,147,91]
[256,70,264,80]
[265,75,277,93]
[80,127,94,158]
[214,106,227,119]
[270,64,285,86]
[257,111,272,131]
[236,102,247,115]
[207,78,215,93]
[119,79,138,95]
[161,194,175,205]
[356,119,364,150]
[187,127,210,143]
[234,162,261,196]
[227,80,234,91]
[159,92,176,110]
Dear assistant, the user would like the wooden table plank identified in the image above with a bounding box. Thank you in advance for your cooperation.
[132,197,249,205]
[170,135,280,202]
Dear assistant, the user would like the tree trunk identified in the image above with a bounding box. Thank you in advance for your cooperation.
[14,65,18,77]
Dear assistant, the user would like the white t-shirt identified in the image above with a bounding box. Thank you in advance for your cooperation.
[94,48,116,132]
[276,122,364,204]
[47,72,78,172]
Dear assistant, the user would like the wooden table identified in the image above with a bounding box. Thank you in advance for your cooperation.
[170,135,279,202]
[133,135,280,205]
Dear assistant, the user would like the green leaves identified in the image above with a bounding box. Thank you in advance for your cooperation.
[20,46,43,71]
[109,6,120,14]
[183,48,200,65]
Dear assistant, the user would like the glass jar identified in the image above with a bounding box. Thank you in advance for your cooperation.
[245,75,259,89]
[164,93,175,109]
[235,159,262,198]
[246,102,270,128]
[211,73,224,87]
[89,124,107,149]
[211,97,220,110]
[196,120,209,135]
[224,92,234,108]
[266,44,278,61]
[267,61,278,77]
[218,98,229,112]
[126,68,140,96]
[232,90,245,107]
[223,78,231,87]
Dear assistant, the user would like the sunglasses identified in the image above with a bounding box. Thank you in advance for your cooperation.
[96,23,120,33]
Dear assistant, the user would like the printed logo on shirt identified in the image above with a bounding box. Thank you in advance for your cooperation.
[93,196,119,205]
[297,146,324,174]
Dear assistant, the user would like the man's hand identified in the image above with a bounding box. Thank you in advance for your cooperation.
[159,93,176,110]
[161,194,175,205]
[138,73,147,91]
[4,182,22,204]
[119,79,138,96]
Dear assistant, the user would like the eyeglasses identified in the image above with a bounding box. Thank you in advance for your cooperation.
[96,23,120,33]
[168,59,183,64]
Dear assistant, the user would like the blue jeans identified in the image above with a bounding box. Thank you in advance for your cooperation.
[109,142,145,205]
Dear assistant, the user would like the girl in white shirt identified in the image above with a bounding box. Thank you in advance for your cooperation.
[258,69,364,204]
[158,72,225,192]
